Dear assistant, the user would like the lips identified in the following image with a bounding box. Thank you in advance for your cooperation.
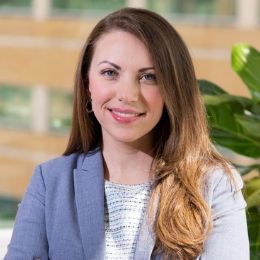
[112,110,140,117]
[107,107,145,123]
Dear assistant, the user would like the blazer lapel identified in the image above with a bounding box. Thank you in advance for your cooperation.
[134,193,159,260]
[74,149,105,260]
[134,212,156,260]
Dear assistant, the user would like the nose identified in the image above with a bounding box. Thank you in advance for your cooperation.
[116,77,140,102]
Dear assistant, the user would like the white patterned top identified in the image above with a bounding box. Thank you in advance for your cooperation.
[104,179,152,260]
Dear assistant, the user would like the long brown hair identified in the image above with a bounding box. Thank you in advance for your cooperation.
[64,8,230,259]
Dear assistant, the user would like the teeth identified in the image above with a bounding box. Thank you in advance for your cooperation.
[112,111,139,117]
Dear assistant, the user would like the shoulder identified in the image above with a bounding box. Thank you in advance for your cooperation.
[38,147,102,173]
[203,165,246,215]
[199,166,249,259]
[205,165,243,192]
[34,153,81,182]
[40,153,81,173]
[31,148,102,187]
[24,149,102,201]
[24,153,82,194]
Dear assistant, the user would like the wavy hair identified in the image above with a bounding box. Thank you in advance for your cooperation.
[64,8,230,259]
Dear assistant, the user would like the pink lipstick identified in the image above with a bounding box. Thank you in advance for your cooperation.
[108,108,144,123]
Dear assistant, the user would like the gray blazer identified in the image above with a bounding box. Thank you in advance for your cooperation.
[5,148,249,260]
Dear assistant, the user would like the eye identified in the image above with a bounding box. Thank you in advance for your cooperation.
[100,69,118,79]
[140,73,157,83]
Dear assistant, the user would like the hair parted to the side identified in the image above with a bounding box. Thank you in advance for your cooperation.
[64,7,231,259]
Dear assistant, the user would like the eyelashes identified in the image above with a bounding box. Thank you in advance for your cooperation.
[100,69,118,78]
[100,69,157,83]
[140,73,157,82]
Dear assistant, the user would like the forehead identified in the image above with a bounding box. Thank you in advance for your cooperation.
[91,30,154,66]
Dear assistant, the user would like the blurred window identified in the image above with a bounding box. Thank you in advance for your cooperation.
[0,0,31,16]
[0,85,73,134]
[52,0,126,11]
[148,0,236,15]
[0,196,19,228]
[0,85,31,129]
[0,0,31,7]
[49,89,72,133]
[147,0,237,24]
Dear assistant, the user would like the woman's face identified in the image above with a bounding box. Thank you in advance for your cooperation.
[88,30,164,146]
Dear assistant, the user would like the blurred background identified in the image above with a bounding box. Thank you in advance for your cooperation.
[0,0,259,257]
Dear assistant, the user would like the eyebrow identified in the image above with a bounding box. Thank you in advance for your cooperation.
[98,61,121,70]
[98,60,155,72]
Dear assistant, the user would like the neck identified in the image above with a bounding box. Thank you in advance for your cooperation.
[102,135,155,185]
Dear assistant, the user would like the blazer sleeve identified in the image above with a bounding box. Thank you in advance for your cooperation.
[4,165,49,260]
[198,168,250,260]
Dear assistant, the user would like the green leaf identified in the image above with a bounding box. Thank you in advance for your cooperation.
[247,207,260,259]
[202,93,260,158]
[245,178,260,196]
[232,43,260,103]
[203,94,252,108]
[211,128,260,158]
[198,80,228,95]
[247,189,260,209]
[235,114,260,140]
[205,97,247,137]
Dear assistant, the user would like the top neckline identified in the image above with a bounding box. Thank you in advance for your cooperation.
[104,179,153,188]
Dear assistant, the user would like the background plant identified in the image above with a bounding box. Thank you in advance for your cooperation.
[199,43,260,259]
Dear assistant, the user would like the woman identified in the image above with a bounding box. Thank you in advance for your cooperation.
[5,7,249,260]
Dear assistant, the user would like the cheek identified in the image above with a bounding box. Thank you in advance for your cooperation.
[143,88,164,113]
[89,76,113,106]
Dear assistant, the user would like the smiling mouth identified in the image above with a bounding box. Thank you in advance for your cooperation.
[107,108,146,122]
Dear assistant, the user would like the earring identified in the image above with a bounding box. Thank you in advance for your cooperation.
[86,98,92,113]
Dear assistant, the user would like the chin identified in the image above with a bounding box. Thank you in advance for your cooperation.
[106,128,154,146]
[113,135,144,144]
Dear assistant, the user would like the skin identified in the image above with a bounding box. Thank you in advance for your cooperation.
[88,30,164,184]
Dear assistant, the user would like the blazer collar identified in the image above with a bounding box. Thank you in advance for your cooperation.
[134,194,159,260]
[74,148,105,260]
[74,148,157,260]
